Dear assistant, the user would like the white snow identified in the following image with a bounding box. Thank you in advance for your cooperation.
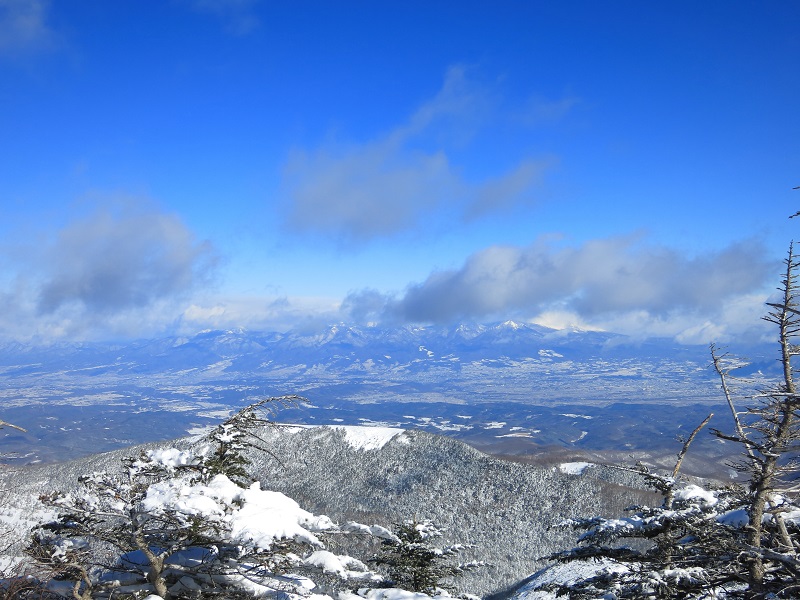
[329,425,405,451]
[512,560,628,599]
[304,550,352,575]
[195,409,233,419]
[559,462,593,475]
[142,475,334,550]
[303,550,377,581]
[342,521,397,540]
[141,447,203,469]
[717,509,749,527]
[186,425,214,436]
[423,420,473,432]
[673,484,718,506]
[343,589,446,600]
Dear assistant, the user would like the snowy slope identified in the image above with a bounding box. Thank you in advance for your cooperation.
[0,425,653,597]
[240,426,651,596]
[327,425,406,451]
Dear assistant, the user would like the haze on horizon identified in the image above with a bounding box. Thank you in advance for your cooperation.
[1,1,798,344]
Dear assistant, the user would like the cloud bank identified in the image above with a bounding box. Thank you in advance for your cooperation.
[0,213,777,344]
[341,236,776,342]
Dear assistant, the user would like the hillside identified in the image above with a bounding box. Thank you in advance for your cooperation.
[0,424,657,597]
[244,426,662,596]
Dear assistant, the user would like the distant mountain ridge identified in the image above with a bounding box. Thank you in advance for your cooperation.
[0,320,757,373]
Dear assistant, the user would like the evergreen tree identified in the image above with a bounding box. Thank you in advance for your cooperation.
[200,395,304,484]
[373,518,480,594]
[26,396,391,600]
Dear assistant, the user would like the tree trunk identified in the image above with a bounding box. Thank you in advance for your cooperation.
[134,527,170,599]
[746,244,799,596]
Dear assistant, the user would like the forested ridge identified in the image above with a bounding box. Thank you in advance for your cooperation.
[0,421,654,597]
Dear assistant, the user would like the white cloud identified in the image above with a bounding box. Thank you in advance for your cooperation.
[183,304,226,322]
[0,202,217,341]
[341,235,777,342]
[177,295,341,335]
[466,157,555,220]
[399,64,494,142]
[37,207,216,315]
[531,310,603,332]
[282,66,553,243]
[284,144,461,242]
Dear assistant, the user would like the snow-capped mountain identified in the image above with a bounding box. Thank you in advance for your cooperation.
[0,321,752,373]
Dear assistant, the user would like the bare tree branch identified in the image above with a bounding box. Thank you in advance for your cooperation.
[0,419,26,433]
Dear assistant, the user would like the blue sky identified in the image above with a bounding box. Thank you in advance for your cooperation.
[1,1,798,343]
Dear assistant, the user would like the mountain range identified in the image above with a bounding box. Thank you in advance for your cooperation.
[0,322,774,475]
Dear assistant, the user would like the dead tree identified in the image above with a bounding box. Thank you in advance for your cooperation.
[550,244,800,599]
[712,243,800,597]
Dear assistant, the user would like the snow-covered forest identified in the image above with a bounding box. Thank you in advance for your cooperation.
[0,401,656,598]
